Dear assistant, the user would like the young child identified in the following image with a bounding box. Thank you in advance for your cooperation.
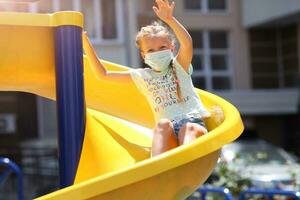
[83,0,211,157]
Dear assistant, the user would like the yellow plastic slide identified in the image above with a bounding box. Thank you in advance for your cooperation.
[0,11,244,199]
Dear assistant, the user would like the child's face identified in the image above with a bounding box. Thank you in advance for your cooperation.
[140,35,175,59]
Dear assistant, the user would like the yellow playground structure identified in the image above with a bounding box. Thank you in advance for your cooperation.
[0,11,243,200]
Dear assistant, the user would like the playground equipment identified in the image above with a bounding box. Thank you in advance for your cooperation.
[0,157,23,200]
[0,11,243,200]
[239,188,300,200]
[197,187,234,200]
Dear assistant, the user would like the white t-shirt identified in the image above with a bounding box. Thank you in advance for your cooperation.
[130,58,211,123]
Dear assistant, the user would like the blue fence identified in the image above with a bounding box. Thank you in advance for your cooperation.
[0,157,23,200]
[197,187,234,200]
[198,187,300,200]
[239,188,300,200]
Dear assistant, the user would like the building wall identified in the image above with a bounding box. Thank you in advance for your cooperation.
[92,44,128,66]
[298,24,300,72]
[176,0,251,90]
[36,97,57,138]
[242,0,300,27]
[127,0,140,68]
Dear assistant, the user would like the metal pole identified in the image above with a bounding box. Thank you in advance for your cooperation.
[0,157,23,200]
[197,187,234,200]
[54,25,86,188]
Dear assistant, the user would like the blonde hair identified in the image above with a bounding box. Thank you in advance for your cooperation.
[171,61,183,103]
[136,21,183,103]
[135,20,176,49]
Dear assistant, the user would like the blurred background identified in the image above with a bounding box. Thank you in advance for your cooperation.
[0,0,299,199]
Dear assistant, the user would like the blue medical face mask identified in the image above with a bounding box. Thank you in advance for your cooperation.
[144,49,174,71]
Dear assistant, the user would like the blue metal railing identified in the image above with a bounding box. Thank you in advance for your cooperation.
[0,157,23,200]
[196,186,300,200]
[197,186,234,200]
[54,24,85,189]
[239,188,300,200]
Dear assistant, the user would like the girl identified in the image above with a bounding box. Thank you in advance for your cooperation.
[83,0,210,157]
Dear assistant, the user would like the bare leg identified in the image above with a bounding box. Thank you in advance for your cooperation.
[151,118,178,157]
[178,122,207,145]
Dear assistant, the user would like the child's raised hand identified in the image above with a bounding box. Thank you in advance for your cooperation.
[153,0,175,23]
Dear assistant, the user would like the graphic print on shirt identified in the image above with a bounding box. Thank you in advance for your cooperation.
[143,69,190,113]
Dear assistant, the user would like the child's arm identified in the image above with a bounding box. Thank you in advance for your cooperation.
[82,32,132,84]
[153,0,193,73]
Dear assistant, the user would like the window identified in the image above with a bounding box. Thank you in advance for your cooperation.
[0,114,17,134]
[190,30,232,91]
[250,25,298,89]
[184,0,227,13]
[32,0,123,42]
[185,0,201,10]
[82,0,122,42]
[208,0,226,10]
[101,0,117,39]
[82,0,96,38]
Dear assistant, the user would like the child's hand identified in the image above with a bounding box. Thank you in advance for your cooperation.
[153,0,175,23]
[209,106,224,125]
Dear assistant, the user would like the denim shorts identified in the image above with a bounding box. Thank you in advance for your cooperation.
[171,117,207,137]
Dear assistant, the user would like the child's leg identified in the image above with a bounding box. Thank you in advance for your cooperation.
[178,122,207,145]
[151,118,178,157]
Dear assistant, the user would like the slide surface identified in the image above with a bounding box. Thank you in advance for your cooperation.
[0,11,244,200]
